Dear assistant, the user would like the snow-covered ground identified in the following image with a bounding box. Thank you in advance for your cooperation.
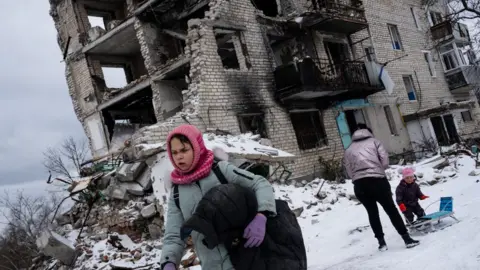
[44,154,480,270]
[290,155,480,270]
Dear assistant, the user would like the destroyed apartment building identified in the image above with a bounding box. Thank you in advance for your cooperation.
[49,0,480,180]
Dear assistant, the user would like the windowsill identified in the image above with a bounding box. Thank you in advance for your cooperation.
[408,100,418,103]
[299,145,330,154]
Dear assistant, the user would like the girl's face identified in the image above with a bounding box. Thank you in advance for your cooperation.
[170,137,194,171]
[404,175,415,184]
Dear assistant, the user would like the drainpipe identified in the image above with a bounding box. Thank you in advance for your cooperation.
[134,0,163,17]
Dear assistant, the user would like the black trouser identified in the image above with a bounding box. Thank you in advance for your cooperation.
[354,177,408,239]
[404,203,425,223]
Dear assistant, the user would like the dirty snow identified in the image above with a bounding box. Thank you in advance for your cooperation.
[303,155,480,270]
[58,154,480,270]
[183,154,480,269]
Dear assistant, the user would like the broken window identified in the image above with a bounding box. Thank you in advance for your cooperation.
[402,75,417,101]
[238,113,268,138]
[461,110,473,122]
[214,29,249,70]
[101,67,129,88]
[387,24,402,51]
[252,0,278,17]
[384,106,398,136]
[290,110,327,150]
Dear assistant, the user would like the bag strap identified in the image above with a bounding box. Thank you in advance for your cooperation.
[173,184,180,210]
[173,161,227,210]
[212,161,228,184]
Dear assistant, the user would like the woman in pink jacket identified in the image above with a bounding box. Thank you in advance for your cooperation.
[343,124,419,251]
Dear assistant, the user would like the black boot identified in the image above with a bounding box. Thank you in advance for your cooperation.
[377,237,388,251]
[402,234,420,248]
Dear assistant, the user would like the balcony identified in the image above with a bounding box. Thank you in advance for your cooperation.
[302,0,368,34]
[445,65,480,94]
[430,20,471,47]
[273,58,384,104]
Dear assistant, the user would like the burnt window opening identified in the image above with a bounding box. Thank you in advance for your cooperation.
[214,29,249,70]
[238,113,268,138]
[252,0,278,17]
[102,87,157,145]
[290,111,327,150]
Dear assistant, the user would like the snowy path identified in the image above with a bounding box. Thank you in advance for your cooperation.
[299,156,480,270]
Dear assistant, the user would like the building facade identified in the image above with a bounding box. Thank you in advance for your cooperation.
[49,0,480,180]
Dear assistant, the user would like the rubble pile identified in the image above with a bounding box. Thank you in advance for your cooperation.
[30,132,297,270]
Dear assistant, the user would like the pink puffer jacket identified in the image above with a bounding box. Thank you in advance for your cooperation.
[343,129,389,181]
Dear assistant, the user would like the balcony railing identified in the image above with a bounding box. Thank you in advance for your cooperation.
[445,65,480,92]
[304,0,367,34]
[273,57,382,101]
[430,20,471,45]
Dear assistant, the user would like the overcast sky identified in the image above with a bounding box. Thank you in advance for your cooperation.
[0,1,85,187]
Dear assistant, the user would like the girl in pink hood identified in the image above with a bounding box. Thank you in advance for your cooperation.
[160,124,277,270]
[396,167,429,224]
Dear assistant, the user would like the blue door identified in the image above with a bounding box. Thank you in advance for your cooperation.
[336,111,352,149]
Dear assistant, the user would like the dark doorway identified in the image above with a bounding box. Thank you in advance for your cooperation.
[430,114,459,146]
[324,42,349,66]
[345,109,366,135]
[443,114,460,143]
[252,0,278,17]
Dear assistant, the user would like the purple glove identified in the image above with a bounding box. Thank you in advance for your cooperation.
[243,213,267,248]
[163,263,176,270]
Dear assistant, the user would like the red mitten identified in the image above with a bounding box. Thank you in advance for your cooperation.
[399,203,407,212]
[420,195,429,200]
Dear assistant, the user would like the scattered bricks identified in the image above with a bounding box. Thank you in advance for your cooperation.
[36,230,77,265]
[141,203,157,218]
[116,162,147,182]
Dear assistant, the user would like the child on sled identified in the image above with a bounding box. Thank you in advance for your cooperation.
[395,168,429,224]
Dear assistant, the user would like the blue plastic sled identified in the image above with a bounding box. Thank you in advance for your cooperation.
[408,197,459,232]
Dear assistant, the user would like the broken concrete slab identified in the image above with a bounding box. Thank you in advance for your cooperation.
[136,168,152,191]
[116,162,147,182]
[36,230,77,265]
[105,184,130,201]
[121,182,145,196]
[141,203,157,218]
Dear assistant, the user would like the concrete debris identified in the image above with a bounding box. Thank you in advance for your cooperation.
[141,203,157,218]
[123,182,145,196]
[136,169,153,191]
[117,162,146,182]
[105,184,130,201]
[106,20,122,31]
[87,26,106,42]
[36,230,77,265]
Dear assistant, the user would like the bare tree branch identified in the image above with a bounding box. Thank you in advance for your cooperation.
[0,191,61,269]
[43,136,90,180]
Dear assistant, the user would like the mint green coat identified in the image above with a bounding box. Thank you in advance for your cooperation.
[160,161,277,270]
